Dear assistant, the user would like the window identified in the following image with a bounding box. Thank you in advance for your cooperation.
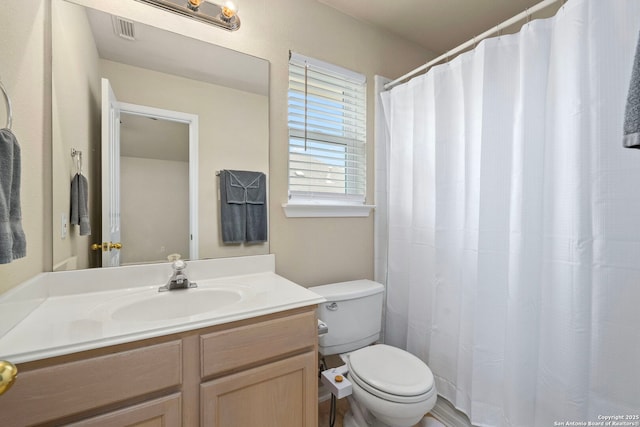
[287,52,367,206]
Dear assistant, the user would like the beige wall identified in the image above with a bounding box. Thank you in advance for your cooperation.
[0,0,432,292]
[120,156,189,264]
[221,0,432,286]
[51,0,101,271]
[0,1,50,293]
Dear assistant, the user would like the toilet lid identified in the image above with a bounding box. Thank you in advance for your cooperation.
[348,344,434,398]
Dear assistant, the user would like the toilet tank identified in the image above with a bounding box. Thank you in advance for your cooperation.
[309,280,384,356]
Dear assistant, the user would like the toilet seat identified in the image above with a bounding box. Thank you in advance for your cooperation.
[347,344,435,404]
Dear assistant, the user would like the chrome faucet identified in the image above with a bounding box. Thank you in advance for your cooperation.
[159,255,197,292]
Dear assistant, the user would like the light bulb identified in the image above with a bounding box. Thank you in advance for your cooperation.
[187,0,202,11]
[220,0,238,20]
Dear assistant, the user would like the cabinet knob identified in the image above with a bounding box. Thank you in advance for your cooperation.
[0,361,18,396]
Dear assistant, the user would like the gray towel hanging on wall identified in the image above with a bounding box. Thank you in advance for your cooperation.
[0,128,26,264]
[624,30,640,148]
[219,170,267,244]
[70,173,91,236]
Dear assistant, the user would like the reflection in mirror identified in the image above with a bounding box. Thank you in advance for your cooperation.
[120,112,190,265]
[52,0,269,271]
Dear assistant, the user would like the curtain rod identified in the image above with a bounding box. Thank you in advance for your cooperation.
[384,0,565,90]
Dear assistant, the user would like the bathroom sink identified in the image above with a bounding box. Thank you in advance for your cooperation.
[110,288,244,322]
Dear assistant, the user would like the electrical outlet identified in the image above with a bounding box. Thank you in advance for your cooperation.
[61,213,68,239]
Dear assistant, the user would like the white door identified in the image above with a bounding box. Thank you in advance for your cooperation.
[101,78,122,267]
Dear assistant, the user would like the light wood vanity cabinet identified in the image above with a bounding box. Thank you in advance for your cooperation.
[68,394,183,427]
[201,352,316,426]
[0,306,318,427]
[200,310,318,427]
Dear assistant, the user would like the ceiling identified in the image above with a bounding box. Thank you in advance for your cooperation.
[86,8,269,95]
[318,0,561,54]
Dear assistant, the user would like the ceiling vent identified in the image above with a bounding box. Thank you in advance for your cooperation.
[112,16,136,41]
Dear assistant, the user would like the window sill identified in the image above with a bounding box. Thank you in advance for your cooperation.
[282,202,375,218]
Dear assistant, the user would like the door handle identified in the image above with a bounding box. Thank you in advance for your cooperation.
[91,242,122,251]
[91,242,107,251]
[0,361,17,396]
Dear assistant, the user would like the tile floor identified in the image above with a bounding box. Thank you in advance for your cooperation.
[317,397,445,427]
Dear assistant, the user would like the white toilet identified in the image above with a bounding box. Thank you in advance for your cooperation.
[310,280,437,427]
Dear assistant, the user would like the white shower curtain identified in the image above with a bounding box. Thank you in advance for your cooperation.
[380,1,640,425]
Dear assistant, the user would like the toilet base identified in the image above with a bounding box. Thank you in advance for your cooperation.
[343,410,389,427]
[344,387,435,427]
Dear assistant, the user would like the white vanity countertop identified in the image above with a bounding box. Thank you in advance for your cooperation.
[0,255,326,364]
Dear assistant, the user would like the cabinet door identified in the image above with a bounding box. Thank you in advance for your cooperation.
[69,393,181,427]
[201,351,317,427]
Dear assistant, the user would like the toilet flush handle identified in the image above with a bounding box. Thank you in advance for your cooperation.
[326,302,339,311]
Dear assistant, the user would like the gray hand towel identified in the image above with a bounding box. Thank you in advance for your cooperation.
[624,30,640,148]
[70,173,91,236]
[245,197,267,243]
[219,170,245,243]
[0,128,26,264]
[219,170,267,244]
[240,172,267,243]
[226,170,266,204]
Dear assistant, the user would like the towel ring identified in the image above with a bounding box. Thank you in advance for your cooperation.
[0,80,12,130]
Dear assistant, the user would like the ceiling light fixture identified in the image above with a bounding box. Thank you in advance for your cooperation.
[135,0,240,31]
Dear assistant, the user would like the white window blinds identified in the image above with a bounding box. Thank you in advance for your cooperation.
[288,52,367,203]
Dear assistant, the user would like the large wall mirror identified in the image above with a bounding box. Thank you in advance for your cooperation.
[52,0,269,271]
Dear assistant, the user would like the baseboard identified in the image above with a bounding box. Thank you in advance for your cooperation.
[430,396,473,427]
